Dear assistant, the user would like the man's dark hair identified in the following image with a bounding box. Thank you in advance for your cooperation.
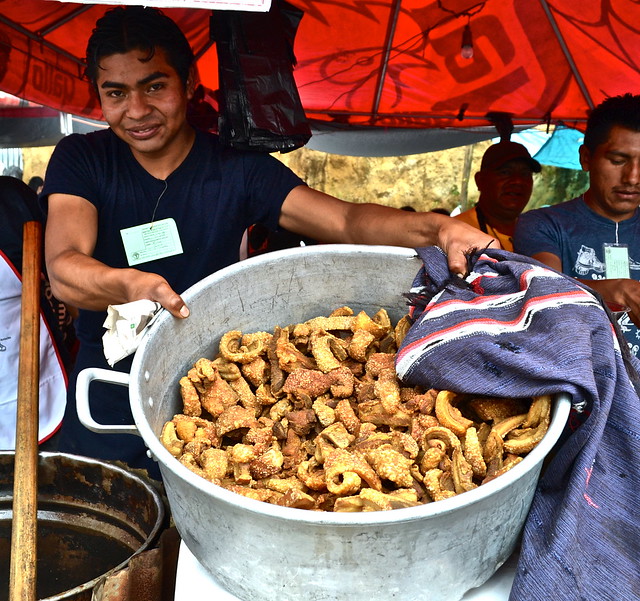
[84,6,195,90]
[28,176,43,191]
[583,93,640,152]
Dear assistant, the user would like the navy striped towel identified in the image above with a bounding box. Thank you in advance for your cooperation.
[396,246,640,600]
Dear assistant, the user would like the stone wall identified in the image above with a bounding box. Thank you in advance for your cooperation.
[24,143,489,215]
[275,141,493,214]
[22,146,54,184]
[276,140,589,214]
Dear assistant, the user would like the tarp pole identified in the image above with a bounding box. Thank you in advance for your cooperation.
[371,0,402,120]
[538,0,595,110]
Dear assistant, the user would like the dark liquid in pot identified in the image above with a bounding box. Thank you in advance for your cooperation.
[0,518,133,600]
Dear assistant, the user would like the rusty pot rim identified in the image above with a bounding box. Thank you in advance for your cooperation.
[1,451,166,601]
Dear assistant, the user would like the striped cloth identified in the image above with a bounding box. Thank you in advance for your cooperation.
[396,246,640,601]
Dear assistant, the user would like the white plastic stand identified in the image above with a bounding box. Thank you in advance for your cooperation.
[174,540,517,600]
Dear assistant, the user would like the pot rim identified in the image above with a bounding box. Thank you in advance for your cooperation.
[1,451,166,601]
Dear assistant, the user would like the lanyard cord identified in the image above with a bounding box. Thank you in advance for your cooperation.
[475,206,489,234]
[476,206,502,238]
[582,193,624,244]
[150,179,168,228]
[475,206,512,248]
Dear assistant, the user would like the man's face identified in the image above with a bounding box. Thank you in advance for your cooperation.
[95,48,194,162]
[580,125,640,221]
[475,159,534,222]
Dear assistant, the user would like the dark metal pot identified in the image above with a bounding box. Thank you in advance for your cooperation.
[0,452,165,601]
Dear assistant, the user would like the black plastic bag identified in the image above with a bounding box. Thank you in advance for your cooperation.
[211,0,311,153]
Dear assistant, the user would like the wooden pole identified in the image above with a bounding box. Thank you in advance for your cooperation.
[460,144,475,211]
[9,220,42,601]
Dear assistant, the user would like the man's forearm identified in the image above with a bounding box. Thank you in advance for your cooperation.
[47,250,189,318]
[47,250,138,311]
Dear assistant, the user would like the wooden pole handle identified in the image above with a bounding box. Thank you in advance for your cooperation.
[10,221,42,601]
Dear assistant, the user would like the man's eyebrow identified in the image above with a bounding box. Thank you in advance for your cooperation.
[100,71,169,89]
[605,149,631,159]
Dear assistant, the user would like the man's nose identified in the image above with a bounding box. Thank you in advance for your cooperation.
[126,92,152,118]
[623,159,640,185]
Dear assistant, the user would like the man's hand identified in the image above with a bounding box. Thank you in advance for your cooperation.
[581,278,640,327]
[428,212,499,276]
[125,271,190,318]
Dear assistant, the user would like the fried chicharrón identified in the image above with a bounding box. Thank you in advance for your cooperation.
[160,307,551,512]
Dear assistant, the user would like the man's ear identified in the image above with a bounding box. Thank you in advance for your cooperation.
[578,144,590,172]
[474,170,486,191]
[185,66,197,100]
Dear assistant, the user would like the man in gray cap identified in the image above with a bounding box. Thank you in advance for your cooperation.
[455,140,541,251]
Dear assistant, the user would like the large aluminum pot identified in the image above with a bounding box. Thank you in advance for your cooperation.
[77,245,571,601]
[0,452,165,601]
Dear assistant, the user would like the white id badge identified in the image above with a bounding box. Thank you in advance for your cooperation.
[120,218,183,266]
[603,243,630,279]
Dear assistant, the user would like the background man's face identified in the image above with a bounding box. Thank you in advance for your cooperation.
[476,159,534,221]
[580,125,640,221]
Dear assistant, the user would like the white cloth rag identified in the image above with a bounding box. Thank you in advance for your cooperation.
[102,299,162,366]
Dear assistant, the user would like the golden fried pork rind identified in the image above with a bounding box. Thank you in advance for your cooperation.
[162,307,552,512]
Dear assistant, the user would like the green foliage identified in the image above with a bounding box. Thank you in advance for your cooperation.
[527,165,589,211]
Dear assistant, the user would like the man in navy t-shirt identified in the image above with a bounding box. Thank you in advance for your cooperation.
[42,6,496,477]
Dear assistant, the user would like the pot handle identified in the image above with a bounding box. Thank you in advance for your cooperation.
[76,367,140,435]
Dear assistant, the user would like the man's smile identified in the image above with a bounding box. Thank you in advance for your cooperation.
[126,124,161,139]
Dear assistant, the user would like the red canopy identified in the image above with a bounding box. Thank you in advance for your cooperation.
[0,0,638,130]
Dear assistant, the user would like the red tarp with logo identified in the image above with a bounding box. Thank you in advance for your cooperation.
[0,0,638,130]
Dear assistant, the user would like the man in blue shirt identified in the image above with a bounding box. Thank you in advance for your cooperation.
[514,93,640,356]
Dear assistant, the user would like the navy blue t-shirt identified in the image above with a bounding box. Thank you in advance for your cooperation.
[43,128,305,348]
[42,128,306,474]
